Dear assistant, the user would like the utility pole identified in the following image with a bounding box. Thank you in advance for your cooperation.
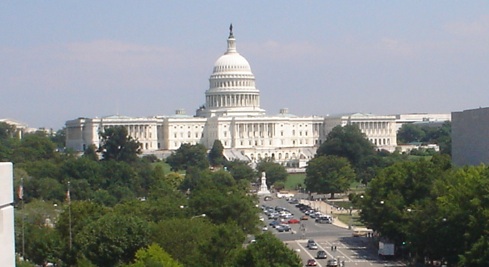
[20,177,25,260]
[67,181,72,250]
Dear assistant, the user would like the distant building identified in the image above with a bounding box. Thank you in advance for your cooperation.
[394,113,451,132]
[323,113,398,152]
[66,26,406,166]
[0,118,37,138]
[452,107,489,166]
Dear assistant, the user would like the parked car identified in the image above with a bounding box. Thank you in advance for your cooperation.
[287,218,300,224]
[269,220,280,228]
[276,224,291,232]
[306,259,318,266]
[316,250,327,259]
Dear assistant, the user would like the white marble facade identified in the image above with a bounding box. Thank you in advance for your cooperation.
[66,26,406,166]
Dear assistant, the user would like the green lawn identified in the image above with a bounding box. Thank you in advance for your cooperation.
[285,173,306,191]
[337,214,364,227]
[152,161,176,173]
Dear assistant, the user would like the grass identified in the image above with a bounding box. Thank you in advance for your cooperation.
[337,214,364,227]
[285,173,306,191]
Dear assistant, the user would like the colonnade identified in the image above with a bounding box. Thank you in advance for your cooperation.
[206,94,259,108]
[125,124,153,139]
[236,122,275,138]
[354,121,393,134]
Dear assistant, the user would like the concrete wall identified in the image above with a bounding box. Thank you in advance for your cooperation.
[0,162,15,266]
[452,107,489,166]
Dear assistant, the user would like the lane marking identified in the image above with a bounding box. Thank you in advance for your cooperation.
[295,240,323,267]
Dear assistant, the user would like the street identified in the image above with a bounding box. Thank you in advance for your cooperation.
[260,194,406,267]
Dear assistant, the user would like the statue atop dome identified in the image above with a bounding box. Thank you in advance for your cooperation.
[229,23,234,38]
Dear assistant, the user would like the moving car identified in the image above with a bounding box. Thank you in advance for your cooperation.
[306,259,318,266]
[326,259,338,267]
[316,250,327,259]
[307,240,318,250]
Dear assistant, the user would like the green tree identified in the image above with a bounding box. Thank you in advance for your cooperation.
[50,128,66,149]
[98,126,141,162]
[359,158,447,248]
[123,243,183,267]
[56,201,109,265]
[189,170,260,234]
[225,160,256,181]
[256,159,288,187]
[199,222,245,266]
[0,121,17,139]
[305,155,356,198]
[166,143,209,171]
[151,218,215,266]
[23,226,62,266]
[209,139,226,167]
[316,124,375,169]
[76,213,151,267]
[12,132,57,163]
[233,232,302,267]
[82,144,99,161]
[397,123,426,144]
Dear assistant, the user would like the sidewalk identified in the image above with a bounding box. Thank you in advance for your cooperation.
[300,199,351,229]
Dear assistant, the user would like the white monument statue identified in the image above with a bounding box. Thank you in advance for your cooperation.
[257,172,271,195]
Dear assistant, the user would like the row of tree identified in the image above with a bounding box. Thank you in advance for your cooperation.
[358,156,489,266]
[1,123,301,266]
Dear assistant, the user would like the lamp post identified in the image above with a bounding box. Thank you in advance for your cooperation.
[191,214,206,220]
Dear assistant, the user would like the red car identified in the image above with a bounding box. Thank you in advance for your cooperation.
[287,218,300,224]
[306,259,318,266]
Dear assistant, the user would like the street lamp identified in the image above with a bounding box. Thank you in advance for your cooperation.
[191,214,206,220]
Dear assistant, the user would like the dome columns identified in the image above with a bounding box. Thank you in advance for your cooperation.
[206,93,260,108]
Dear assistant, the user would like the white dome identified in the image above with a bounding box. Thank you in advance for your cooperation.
[197,25,266,118]
[213,53,252,74]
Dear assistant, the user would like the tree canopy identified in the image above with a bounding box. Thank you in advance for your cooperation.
[255,159,288,187]
[166,143,209,171]
[305,155,356,198]
[316,124,375,169]
[98,126,142,162]
[234,232,302,267]
[208,139,226,167]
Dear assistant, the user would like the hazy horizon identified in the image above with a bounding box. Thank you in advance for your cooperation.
[1,2,488,130]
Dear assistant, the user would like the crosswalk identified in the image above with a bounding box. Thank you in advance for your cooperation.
[285,239,405,267]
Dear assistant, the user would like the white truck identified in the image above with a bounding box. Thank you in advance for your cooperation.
[378,241,395,258]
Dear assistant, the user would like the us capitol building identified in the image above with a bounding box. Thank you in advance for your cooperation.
[66,26,403,167]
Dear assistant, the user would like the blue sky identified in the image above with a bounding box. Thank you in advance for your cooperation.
[1,1,489,130]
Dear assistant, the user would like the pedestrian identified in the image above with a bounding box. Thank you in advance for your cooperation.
[331,246,333,251]
[334,245,337,251]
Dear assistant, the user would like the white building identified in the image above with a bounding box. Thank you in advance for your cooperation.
[394,113,451,132]
[323,113,398,152]
[0,163,15,266]
[66,26,399,166]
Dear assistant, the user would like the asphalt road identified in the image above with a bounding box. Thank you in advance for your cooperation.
[260,195,406,267]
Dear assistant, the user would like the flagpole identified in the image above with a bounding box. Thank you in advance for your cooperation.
[68,181,72,251]
[20,177,25,260]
